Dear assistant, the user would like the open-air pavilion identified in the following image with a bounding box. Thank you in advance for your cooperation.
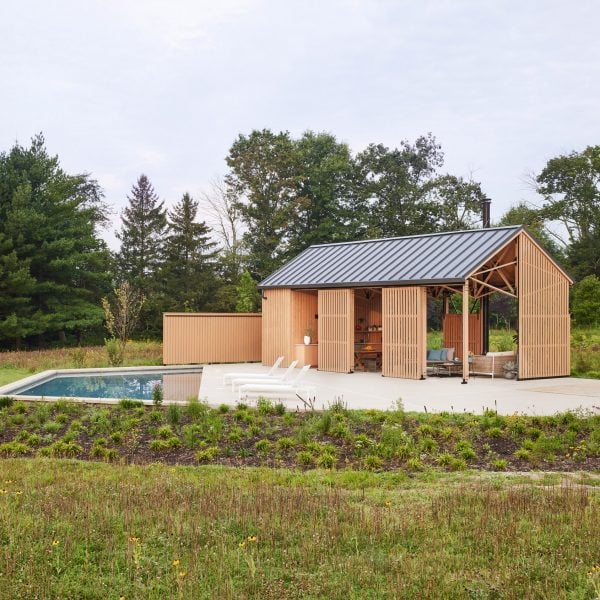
[258,225,572,383]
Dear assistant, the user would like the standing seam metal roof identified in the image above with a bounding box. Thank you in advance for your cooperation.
[259,226,523,289]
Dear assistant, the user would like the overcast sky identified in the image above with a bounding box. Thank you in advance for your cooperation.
[1,0,598,248]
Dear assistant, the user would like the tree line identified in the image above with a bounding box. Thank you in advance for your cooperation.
[0,131,599,349]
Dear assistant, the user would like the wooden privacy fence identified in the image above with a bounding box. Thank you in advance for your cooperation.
[163,313,262,365]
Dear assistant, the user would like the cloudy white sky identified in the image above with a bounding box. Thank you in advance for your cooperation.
[1,0,598,248]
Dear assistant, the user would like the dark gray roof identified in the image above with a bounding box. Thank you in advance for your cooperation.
[259,226,523,289]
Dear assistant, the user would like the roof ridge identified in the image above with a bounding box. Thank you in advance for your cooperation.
[309,225,522,249]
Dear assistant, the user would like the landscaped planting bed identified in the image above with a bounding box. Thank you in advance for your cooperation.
[0,397,598,472]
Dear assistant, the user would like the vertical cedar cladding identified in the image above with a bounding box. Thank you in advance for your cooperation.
[443,313,482,359]
[261,289,293,367]
[318,289,354,373]
[518,233,571,379]
[382,287,427,379]
[163,313,261,364]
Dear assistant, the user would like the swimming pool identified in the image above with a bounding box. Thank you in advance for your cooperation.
[1,366,202,402]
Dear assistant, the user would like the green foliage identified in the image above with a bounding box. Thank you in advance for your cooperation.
[536,144,600,279]
[235,271,260,312]
[119,398,143,409]
[167,404,181,426]
[0,441,30,456]
[196,446,219,462]
[160,193,218,313]
[152,383,163,406]
[0,134,111,348]
[571,276,600,327]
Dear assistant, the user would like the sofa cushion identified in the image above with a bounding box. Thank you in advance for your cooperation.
[442,347,455,361]
[428,349,444,361]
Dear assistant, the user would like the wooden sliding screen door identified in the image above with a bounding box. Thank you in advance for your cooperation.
[318,289,354,373]
[382,287,427,379]
[518,233,570,379]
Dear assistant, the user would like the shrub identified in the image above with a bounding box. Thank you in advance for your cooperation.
[255,439,271,453]
[317,452,336,469]
[514,448,531,461]
[492,458,508,471]
[256,397,274,415]
[149,439,170,451]
[363,454,383,471]
[148,410,163,423]
[12,401,27,414]
[447,457,467,471]
[167,404,181,426]
[420,436,438,453]
[276,437,296,450]
[218,404,230,413]
[456,443,476,461]
[167,436,181,448]
[406,457,424,471]
[38,440,83,458]
[487,427,503,438]
[296,451,314,466]
[105,337,124,367]
[196,446,219,462]
[228,428,244,443]
[119,399,143,409]
[0,397,14,409]
[274,402,286,415]
[186,397,208,420]
[152,384,163,406]
[437,453,454,466]
[110,431,124,444]
[0,441,30,457]
[157,425,173,439]
[329,422,351,439]
[43,421,62,434]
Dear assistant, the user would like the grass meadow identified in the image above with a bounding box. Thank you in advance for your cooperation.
[0,341,162,387]
[0,459,599,599]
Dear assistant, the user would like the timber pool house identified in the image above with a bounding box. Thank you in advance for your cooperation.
[258,226,572,382]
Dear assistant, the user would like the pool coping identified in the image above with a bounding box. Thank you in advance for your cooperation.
[0,365,203,405]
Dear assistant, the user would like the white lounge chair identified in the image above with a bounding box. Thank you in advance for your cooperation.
[238,364,313,402]
[230,360,298,391]
[223,356,284,386]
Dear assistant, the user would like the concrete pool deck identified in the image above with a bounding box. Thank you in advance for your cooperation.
[199,363,600,416]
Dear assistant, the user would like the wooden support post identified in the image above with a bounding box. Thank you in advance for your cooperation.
[462,282,469,384]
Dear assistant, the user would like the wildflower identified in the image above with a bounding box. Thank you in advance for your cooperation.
[128,536,140,544]
[14,491,22,495]
[247,535,257,543]
[4,480,12,484]
[238,541,246,548]
[52,540,60,546]
[172,559,180,567]
[178,570,186,578]
[0,489,7,494]
[385,500,392,507]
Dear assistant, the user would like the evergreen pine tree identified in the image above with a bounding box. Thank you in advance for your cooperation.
[0,134,111,347]
[116,174,167,293]
[161,193,217,311]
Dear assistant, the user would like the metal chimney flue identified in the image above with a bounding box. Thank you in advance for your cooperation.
[482,196,491,229]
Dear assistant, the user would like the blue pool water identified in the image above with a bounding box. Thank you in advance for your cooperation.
[16,370,202,401]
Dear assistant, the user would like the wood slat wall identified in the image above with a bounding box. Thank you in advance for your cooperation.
[518,233,571,379]
[443,313,483,359]
[291,290,318,346]
[382,287,427,379]
[261,288,293,367]
[318,289,354,373]
[163,313,262,365]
